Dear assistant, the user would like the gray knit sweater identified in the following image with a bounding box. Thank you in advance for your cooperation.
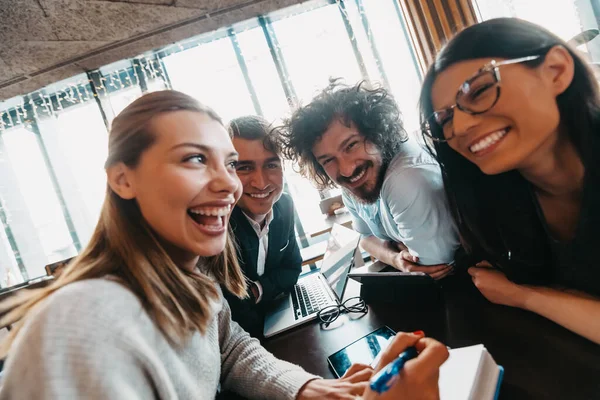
[0,278,319,399]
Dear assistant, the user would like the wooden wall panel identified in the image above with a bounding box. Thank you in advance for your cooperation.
[397,0,478,73]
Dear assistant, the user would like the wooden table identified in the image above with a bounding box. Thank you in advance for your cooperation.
[263,274,600,400]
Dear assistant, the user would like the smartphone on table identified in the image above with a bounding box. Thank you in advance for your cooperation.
[327,326,396,378]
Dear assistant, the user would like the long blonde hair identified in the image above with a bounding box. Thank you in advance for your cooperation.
[0,90,247,356]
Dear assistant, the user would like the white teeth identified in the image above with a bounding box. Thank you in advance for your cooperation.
[197,217,224,230]
[200,224,223,231]
[349,168,366,183]
[188,205,231,217]
[469,129,508,153]
[249,192,271,199]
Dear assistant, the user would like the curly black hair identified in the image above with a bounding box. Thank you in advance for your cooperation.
[281,80,407,189]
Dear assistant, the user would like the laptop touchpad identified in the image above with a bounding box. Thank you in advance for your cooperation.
[268,296,291,313]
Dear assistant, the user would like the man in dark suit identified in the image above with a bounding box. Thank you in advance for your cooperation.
[225,115,302,338]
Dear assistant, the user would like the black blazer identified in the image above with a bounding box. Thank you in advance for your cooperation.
[224,193,302,337]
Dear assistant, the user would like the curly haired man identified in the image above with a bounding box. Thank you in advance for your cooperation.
[282,81,459,278]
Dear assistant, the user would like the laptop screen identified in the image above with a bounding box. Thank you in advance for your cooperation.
[320,224,360,300]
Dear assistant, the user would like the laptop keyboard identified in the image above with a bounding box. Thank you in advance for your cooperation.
[291,274,333,320]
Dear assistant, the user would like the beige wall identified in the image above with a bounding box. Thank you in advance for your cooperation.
[0,0,307,101]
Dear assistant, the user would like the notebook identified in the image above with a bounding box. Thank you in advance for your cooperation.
[439,344,504,400]
[358,341,503,399]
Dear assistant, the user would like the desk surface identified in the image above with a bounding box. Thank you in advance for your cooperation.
[263,275,600,400]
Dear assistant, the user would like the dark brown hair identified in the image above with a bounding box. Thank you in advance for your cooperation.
[281,80,407,189]
[227,115,282,157]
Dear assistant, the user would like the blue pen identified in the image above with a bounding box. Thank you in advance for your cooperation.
[369,346,418,394]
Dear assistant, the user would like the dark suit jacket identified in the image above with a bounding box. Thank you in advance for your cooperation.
[224,193,302,338]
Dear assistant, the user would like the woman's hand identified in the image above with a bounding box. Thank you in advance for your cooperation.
[297,332,449,400]
[392,247,453,280]
[468,261,530,308]
[297,363,373,399]
[363,331,449,400]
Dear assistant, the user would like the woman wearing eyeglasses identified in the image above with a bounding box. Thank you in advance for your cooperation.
[418,18,600,344]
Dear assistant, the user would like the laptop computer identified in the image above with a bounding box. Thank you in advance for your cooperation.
[263,224,361,338]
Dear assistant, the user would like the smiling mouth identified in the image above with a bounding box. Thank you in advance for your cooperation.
[246,190,273,199]
[341,164,369,188]
[469,128,510,154]
[349,168,366,183]
[187,205,231,231]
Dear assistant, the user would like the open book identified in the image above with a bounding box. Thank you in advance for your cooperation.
[439,344,504,400]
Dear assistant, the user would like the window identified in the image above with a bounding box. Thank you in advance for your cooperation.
[0,224,23,287]
[37,101,109,247]
[163,36,257,123]
[0,125,77,279]
[474,0,600,63]
[235,25,291,122]
[106,85,143,118]
[99,62,145,121]
[355,0,423,134]
[270,3,365,104]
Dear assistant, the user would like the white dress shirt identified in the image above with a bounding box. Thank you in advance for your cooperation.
[242,210,274,303]
[343,140,460,265]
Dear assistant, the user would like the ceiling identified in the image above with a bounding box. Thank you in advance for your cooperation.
[0,0,303,101]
